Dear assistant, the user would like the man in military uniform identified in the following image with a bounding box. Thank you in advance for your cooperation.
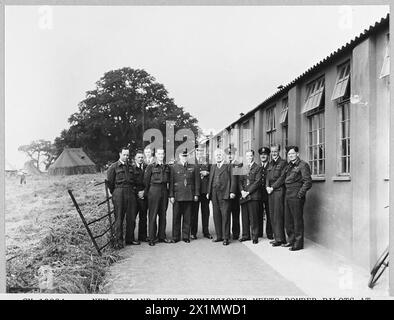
[266,144,287,246]
[239,150,263,244]
[258,147,273,239]
[191,148,212,239]
[226,144,242,241]
[107,147,139,248]
[207,148,237,246]
[283,146,312,251]
[134,150,148,242]
[144,148,171,246]
[170,149,200,243]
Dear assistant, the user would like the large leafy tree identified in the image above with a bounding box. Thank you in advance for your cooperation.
[54,68,199,167]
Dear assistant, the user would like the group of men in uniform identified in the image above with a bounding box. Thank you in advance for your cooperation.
[106,143,312,251]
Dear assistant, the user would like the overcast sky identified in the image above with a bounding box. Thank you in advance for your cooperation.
[5,5,389,168]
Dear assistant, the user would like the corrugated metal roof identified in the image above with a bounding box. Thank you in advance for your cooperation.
[223,13,389,131]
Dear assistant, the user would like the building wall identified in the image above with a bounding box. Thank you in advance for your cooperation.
[209,25,390,272]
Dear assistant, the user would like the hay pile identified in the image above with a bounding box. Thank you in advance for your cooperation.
[6,173,122,293]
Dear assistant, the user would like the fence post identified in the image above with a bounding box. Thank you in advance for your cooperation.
[68,190,102,256]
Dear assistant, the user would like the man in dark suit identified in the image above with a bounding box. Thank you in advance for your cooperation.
[239,150,263,244]
[207,148,237,246]
[226,145,242,241]
[282,146,312,251]
[191,148,212,239]
[144,148,171,246]
[133,150,148,242]
[169,149,200,243]
[258,147,273,239]
[266,144,288,246]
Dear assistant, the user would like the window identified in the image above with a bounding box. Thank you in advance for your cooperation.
[331,62,350,101]
[308,112,325,176]
[338,99,350,175]
[280,98,288,124]
[216,136,222,148]
[280,98,288,156]
[242,120,251,153]
[380,33,390,79]
[266,106,276,147]
[303,77,325,113]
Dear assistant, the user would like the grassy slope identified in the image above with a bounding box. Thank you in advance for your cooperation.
[5,173,121,293]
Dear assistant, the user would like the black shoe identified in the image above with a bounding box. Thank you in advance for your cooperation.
[183,238,190,243]
[289,246,303,251]
[267,235,274,240]
[158,239,171,244]
[223,240,230,246]
[281,242,293,247]
[212,238,223,242]
[126,241,141,245]
[271,241,285,247]
[252,239,258,244]
[269,240,276,244]
[170,239,179,243]
[204,234,213,239]
[148,241,155,246]
[239,238,251,242]
[190,235,197,240]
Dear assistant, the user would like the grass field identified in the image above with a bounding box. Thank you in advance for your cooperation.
[5,172,121,293]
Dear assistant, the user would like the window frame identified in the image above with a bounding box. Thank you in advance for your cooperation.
[331,61,351,101]
[303,76,325,114]
[307,109,326,177]
[266,105,276,147]
[337,98,351,176]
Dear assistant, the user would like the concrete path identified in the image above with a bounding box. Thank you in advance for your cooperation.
[104,237,304,296]
[103,204,304,296]
[103,204,390,297]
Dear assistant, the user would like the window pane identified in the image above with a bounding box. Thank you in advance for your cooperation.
[341,157,346,173]
[319,160,325,175]
[345,120,350,138]
[341,139,347,157]
[313,161,318,175]
[312,131,317,145]
[319,145,324,160]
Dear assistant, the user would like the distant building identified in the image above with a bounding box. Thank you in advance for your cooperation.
[208,15,390,274]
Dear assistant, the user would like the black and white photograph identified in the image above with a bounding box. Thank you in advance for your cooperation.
[1,1,393,301]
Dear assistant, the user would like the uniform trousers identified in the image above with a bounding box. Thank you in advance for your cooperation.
[191,194,210,236]
[268,189,286,242]
[173,201,192,240]
[112,187,137,244]
[136,197,148,241]
[147,184,168,241]
[241,200,260,241]
[285,190,305,248]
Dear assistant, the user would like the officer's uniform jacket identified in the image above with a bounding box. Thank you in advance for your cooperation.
[238,162,263,201]
[169,162,200,201]
[143,162,170,194]
[283,158,312,198]
[107,160,136,194]
[266,157,288,191]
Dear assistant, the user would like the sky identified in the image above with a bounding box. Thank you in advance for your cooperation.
[4,5,390,168]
